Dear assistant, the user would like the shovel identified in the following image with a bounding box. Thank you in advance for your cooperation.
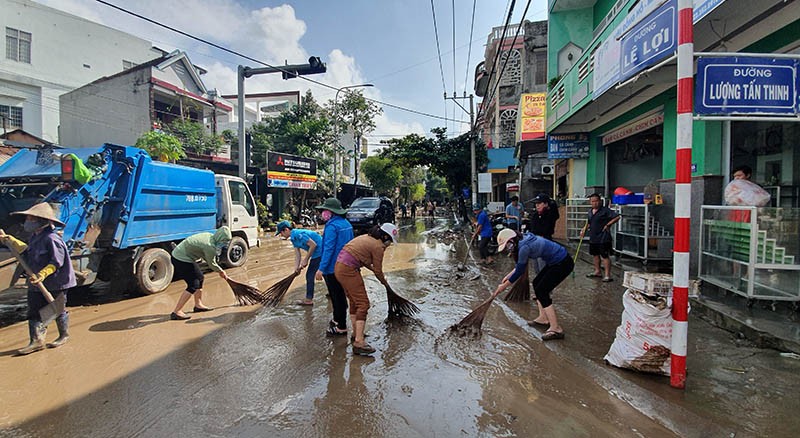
[0,230,65,324]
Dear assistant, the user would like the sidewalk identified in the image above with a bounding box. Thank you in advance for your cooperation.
[497,242,800,437]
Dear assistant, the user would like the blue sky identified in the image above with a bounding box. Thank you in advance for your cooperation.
[41,0,547,144]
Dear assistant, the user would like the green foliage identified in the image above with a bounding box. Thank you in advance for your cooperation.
[164,119,223,155]
[326,90,383,187]
[248,90,334,171]
[360,156,402,196]
[255,200,271,228]
[134,130,185,162]
[380,127,487,194]
[408,183,426,202]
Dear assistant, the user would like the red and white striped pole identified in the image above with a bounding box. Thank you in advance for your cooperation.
[671,0,694,389]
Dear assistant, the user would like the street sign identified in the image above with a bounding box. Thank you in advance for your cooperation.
[695,57,799,115]
[548,133,590,159]
[620,0,677,81]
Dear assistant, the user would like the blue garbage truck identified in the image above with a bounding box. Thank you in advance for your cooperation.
[0,144,260,294]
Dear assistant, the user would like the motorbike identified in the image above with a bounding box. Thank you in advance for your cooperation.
[299,208,319,228]
[486,212,506,255]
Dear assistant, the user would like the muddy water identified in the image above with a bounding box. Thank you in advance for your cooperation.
[0,217,674,437]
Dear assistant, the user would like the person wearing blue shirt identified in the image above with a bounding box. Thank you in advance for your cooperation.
[504,195,523,231]
[471,204,494,264]
[276,220,323,306]
[314,198,354,336]
[491,229,574,341]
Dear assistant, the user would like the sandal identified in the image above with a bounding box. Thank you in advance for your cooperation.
[352,343,376,356]
[326,326,348,337]
[585,273,602,278]
[541,330,565,341]
[193,307,214,312]
[294,300,314,306]
[602,277,614,282]
[527,320,550,328]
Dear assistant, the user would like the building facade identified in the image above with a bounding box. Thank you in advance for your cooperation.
[1,0,160,142]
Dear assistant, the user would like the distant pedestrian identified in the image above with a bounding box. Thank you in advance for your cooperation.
[471,204,494,265]
[335,223,398,356]
[504,195,523,231]
[581,194,620,282]
[427,200,435,218]
[315,198,354,337]
[0,203,76,355]
[400,203,407,218]
[492,229,573,341]
[410,201,417,219]
[169,226,231,320]
[276,220,322,306]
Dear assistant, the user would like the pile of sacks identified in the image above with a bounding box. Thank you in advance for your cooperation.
[604,272,679,375]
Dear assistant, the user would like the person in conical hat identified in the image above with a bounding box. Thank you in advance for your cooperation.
[0,202,75,355]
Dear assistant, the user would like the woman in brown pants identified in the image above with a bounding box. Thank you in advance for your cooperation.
[334,223,398,356]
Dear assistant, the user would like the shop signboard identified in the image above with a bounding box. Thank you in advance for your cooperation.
[518,93,546,140]
[695,57,799,115]
[266,151,317,189]
[593,0,663,99]
[478,172,492,193]
[548,133,590,159]
[506,183,520,192]
[602,111,664,146]
[693,0,726,23]
[619,0,677,81]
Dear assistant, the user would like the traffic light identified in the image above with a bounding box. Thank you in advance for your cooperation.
[281,56,327,80]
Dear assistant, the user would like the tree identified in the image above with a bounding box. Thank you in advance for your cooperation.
[135,130,185,162]
[164,119,224,156]
[326,90,382,187]
[380,127,487,194]
[360,156,402,196]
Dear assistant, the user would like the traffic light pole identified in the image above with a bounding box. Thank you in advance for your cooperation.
[236,58,326,179]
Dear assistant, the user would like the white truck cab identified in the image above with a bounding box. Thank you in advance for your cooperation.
[214,175,260,267]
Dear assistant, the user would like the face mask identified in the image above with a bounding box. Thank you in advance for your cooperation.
[23,218,45,233]
[321,210,332,221]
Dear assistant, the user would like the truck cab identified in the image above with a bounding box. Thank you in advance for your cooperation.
[215,174,260,268]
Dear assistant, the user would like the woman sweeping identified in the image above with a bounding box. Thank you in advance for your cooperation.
[275,220,322,306]
[334,223,398,355]
[491,228,573,341]
[314,198,354,337]
[169,226,231,320]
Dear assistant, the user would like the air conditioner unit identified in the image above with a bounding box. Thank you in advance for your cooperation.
[541,164,555,175]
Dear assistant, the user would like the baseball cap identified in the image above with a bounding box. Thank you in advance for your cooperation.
[275,220,292,236]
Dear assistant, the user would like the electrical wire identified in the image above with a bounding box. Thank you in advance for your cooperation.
[94,0,468,125]
[475,0,517,123]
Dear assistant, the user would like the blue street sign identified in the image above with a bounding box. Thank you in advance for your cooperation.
[548,133,590,159]
[696,57,799,115]
[620,0,677,81]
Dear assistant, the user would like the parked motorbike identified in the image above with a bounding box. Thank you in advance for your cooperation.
[487,212,506,254]
[299,208,318,228]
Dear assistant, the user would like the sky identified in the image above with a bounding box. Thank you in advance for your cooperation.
[39,0,548,147]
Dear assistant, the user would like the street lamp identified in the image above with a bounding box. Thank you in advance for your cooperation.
[332,83,373,199]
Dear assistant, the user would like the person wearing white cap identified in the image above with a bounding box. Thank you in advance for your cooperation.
[334,223,398,355]
[0,202,76,355]
[491,228,574,341]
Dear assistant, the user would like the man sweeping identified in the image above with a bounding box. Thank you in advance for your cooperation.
[0,203,76,355]
[471,204,494,265]
[275,220,322,306]
[169,226,231,320]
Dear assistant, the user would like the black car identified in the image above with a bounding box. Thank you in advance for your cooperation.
[346,196,395,231]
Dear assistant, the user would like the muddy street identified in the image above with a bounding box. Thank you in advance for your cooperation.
[0,217,678,437]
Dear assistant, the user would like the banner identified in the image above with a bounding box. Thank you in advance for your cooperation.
[695,57,799,115]
[518,93,546,140]
[266,151,317,189]
[548,133,590,159]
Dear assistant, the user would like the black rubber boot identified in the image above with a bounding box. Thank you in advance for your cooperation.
[17,320,45,355]
[48,312,69,348]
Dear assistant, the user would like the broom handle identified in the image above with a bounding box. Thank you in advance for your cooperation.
[0,229,55,303]
[462,233,476,265]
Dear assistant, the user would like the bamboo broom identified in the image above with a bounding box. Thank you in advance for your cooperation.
[225,278,267,306]
[262,270,302,308]
[503,265,530,302]
[449,294,497,336]
[385,284,420,318]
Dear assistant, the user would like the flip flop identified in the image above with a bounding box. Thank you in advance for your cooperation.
[527,320,550,328]
[352,343,376,356]
[602,277,614,282]
[193,307,214,312]
[542,330,565,341]
[294,300,314,306]
[585,273,602,278]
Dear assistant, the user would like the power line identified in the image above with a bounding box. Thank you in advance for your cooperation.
[429,0,448,94]
[475,0,517,123]
[93,0,467,125]
[464,0,477,95]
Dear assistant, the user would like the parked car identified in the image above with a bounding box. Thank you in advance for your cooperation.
[346,196,395,231]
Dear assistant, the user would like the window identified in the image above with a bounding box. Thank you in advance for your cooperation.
[534,51,547,85]
[228,180,255,216]
[6,27,31,63]
[0,105,23,129]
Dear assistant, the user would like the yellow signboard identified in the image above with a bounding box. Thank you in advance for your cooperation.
[519,93,546,140]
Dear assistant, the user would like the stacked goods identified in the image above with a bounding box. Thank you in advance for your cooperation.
[605,272,676,375]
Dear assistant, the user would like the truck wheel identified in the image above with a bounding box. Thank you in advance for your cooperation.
[221,236,248,268]
[135,248,174,295]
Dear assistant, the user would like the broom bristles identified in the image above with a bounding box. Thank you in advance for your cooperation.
[503,266,530,302]
[450,295,496,333]
[226,278,267,306]
[262,271,301,307]
[385,284,420,318]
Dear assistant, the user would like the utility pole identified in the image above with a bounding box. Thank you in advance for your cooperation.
[446,92,477,206]
[236,57,326,179]
[333,84,373,199]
